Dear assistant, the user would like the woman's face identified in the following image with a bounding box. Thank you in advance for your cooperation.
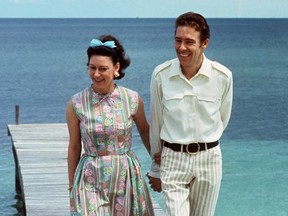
[88,55,120,94]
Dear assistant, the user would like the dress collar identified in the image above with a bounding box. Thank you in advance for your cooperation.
[90,85,118,105]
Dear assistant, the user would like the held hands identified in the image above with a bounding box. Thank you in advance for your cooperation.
[146,173,162,192]
[146,150,162,192]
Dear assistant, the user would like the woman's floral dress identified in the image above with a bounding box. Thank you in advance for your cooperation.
[70,85,155,216]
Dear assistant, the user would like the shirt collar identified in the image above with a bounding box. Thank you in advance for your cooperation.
[169,54,211,79]
[197,54,212,78]
[168,58,181,78]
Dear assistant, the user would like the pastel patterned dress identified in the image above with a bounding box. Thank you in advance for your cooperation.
[70,85,155,216]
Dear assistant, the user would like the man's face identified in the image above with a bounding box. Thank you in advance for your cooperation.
[174,26,208,69]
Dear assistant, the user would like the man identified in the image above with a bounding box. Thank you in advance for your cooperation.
[148,12,233,216]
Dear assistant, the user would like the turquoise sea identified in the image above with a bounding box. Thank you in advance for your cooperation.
[0,18,288,215]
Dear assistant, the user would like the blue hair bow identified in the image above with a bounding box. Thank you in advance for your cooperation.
[90,39,117,48]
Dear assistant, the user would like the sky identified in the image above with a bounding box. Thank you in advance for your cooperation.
[0,0,287,18]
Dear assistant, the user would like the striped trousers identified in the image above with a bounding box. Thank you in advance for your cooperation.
[160,145,222,216]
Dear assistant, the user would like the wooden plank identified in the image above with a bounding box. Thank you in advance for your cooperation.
[8,123,165,216]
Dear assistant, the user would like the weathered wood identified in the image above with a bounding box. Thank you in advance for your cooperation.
[8,123,165,216]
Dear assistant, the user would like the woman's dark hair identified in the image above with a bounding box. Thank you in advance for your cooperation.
[87,34,130,80]
[175,12,210,43]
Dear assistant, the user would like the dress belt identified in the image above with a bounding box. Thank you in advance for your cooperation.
[163,140,219,155]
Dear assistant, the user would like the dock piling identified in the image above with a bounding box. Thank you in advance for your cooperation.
[15,105,20,125]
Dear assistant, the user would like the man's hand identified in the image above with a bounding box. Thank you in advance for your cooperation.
[154,151,162,165]
[146,173,162,192]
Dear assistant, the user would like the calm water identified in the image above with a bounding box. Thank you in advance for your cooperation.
[0,18,288,216]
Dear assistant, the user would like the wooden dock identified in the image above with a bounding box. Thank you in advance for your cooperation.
[8,123,164,216]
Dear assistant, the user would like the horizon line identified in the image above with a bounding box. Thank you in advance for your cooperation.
[0,16,287,19]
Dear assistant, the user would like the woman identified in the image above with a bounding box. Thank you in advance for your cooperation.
[66,34,155,216]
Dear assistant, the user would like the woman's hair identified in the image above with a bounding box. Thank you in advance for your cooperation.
[87,34,130,80]
[175,12,210,43]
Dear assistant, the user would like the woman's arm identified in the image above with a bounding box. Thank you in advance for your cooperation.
[66,100,82,189]
[133,96,151,154]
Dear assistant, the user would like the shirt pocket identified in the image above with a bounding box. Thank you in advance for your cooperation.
[196,96,221,117]
[162,93,189,116]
